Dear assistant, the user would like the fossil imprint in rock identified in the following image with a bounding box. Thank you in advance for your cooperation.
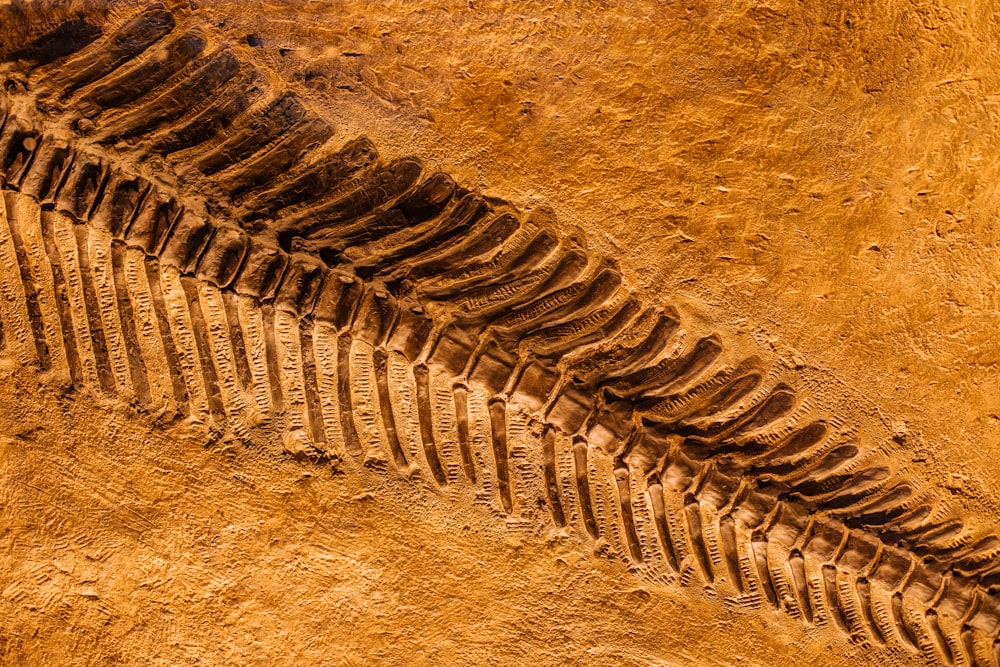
[2,4,1000,666]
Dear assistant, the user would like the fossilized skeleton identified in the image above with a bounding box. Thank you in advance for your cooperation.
[1,4,998,665]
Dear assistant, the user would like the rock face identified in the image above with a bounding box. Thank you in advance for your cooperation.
[2,3,1000,666]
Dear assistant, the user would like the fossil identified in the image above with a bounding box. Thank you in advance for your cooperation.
[1,4,998,665]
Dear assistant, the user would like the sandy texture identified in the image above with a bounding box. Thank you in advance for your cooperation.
[211,0,1000,495]
[2,1,999,665]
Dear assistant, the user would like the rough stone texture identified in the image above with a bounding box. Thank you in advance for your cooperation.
[213,0,1000,506]
[2,1,999,665]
